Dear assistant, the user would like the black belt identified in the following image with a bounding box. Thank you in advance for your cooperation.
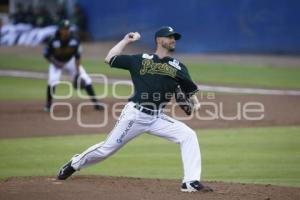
[134,104,160,116]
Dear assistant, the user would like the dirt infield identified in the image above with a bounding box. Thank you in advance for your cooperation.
[1,176,299,200]
[1,94,300,138]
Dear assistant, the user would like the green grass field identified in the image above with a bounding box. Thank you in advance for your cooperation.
[0,77,133,100]
[1,54,300,89]
[0,126,299,187]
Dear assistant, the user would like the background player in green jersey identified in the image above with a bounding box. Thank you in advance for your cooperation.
[43,20,103,111]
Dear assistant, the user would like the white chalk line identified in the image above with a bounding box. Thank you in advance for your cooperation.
[1,69,300,96]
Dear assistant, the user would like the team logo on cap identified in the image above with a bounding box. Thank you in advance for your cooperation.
[168,27,174,32]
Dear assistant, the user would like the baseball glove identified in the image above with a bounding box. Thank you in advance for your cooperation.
[73,73,86,89]
[175,85,194,116]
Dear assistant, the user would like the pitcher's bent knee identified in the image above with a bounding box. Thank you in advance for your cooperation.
[180,128,198,143]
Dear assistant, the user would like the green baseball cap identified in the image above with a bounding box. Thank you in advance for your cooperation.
[59,20,71,29]
[155,26,181,40]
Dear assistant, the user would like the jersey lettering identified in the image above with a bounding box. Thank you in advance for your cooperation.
[140,59,177,78]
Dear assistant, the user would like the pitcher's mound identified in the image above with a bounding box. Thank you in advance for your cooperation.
[1,176,299,200]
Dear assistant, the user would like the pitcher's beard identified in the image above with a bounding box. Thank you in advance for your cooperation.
[162,43,175,52]
[169,48,175,52]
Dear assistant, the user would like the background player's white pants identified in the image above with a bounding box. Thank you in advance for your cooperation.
[48,57,92,87]
[71,102,201,183]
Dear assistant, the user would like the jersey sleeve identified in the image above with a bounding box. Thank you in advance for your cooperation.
[74,38,81,59]
[177,64,199,97]
[109,55,133,70]
[43,40,53,60]
[75,44,82,59]
[69,37,81,60]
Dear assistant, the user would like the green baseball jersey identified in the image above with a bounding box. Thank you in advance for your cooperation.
[109,53,198,110]
[44,33,81,63]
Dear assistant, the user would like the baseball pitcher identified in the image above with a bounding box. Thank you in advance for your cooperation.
[57,26,212,192]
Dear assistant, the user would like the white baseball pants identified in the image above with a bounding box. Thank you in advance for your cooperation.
[48,57,92,87]
[71,102,201,182]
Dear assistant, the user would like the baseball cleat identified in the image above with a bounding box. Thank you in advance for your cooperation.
[181,181,213,192]
[43,105,51,112]
[43,102,52,112]
[94,103,105,111]
[57,161,76,180]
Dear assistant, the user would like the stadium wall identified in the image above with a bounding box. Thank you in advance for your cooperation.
[77,0,300,53]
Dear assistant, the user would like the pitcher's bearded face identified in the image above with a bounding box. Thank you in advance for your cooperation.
[157,35,176,52]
